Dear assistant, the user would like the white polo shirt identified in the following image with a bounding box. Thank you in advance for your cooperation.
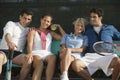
[0,21,29,52]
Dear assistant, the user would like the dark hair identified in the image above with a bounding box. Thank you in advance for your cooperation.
[90,8,104,17]
[19,8,34,16]
[41,13,53,21]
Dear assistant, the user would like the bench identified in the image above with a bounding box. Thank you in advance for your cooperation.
[0,39,120,79]
[0,39,61,77]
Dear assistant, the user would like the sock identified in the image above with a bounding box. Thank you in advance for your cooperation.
[62,71,68,76]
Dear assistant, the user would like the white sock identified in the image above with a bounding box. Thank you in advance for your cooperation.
[60,71,69,80]
[62,71,68,76]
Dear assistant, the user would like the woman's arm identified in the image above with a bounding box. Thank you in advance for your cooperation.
[50,25,65,40]
[57,25,66,37]
[25,29,35,63]
[27,29,35,54]
[70,46,87,53]
[60,45,87,54]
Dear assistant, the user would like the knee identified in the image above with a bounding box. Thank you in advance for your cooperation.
[66,48,72,55]
[0,51,6,59]
[0,52,7,64]
[112,57,120,67]
[71,60,83,72]
[59,48,71,59]
[116,58,120,66]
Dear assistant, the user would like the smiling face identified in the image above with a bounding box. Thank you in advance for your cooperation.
[73,18,85,34]
[19,13,32,27]
[89,8,103,27]
[90,12,102,26]
[40,16,52,29]
[74,22,84,34]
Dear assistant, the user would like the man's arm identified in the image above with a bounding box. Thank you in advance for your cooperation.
[112,26,120,39]
[5,33,17,51]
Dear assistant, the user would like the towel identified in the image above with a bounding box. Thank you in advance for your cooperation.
[35,29,50,50]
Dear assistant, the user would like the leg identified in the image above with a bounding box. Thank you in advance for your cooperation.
[0,51,7,74]
[59,48,75,80]
[45,55,56,80]
[32,55,44,80]
[12,54,32,80]
[59,48,74,74]
[71,59,93,80]
[109,57,120,80]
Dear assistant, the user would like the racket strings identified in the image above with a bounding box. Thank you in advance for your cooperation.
[94,43,114,53]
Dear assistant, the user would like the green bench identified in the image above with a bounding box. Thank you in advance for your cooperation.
[113,41,120,56]
[0,39,120,78]
[0,39,61,77]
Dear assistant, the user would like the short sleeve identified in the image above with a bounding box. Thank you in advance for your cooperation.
[3,21,14,36]
[60,34,68,45]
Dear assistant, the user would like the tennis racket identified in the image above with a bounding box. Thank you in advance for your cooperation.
[5,50,14,80]
[93,41,120,56]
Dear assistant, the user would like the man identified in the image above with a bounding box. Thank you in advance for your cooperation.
[0,9,33,80]
[71,8,120,80]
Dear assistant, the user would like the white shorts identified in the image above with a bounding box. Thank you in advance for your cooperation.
[71,53,83,59]
[32,50,54,60]
[81,53,118,76]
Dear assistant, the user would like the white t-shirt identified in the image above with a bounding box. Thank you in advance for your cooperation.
[93,26,102,34]
[0,21,29,52]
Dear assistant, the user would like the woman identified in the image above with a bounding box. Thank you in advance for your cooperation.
[59,18,88,80]
[27,14,65,80]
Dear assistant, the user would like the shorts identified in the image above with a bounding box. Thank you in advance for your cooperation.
[81,53,117,76]
[71,53,84,59]
[0,49,22,59]
[32,50,54,60]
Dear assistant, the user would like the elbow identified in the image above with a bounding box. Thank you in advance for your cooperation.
[80,49,84,53]
[56,36,62,40]
[61,32,65,37]
[80,48,86,53]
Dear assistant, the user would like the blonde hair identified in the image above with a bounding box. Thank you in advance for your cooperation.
[73,18,87,32]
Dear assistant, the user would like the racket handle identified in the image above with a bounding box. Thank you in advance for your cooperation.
[5,50,14,80]
[5,59,12,80]
[9,50,14,59]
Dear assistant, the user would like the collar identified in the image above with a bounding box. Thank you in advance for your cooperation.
[69,33,82,37]
[17,22,25,30]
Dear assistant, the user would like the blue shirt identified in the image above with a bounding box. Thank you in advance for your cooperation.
[85,24,120,53]
[61,33,88,56]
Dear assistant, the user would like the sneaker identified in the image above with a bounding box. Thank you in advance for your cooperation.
[60,74,69,80]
